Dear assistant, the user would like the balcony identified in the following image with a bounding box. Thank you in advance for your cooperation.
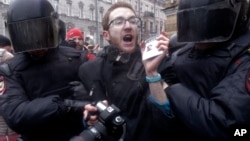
[143,11,154,18]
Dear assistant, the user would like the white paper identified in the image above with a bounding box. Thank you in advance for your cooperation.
[142,35,163,60]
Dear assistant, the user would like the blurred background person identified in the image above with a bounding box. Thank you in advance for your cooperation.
[84,35,98,60]
[0,42,19,141]
[66,28,96,60]
[66,28,84,50]
[0,34,13,54]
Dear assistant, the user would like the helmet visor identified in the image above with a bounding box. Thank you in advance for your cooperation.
[7,16,58,53]
[177,2,241,43]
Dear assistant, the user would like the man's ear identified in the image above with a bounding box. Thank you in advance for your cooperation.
[102,31,110,41]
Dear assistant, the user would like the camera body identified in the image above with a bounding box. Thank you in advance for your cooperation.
[80,101,126,141]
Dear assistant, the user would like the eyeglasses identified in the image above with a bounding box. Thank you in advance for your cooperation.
[108,17,141,28]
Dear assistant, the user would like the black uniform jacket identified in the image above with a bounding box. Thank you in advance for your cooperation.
[78,46,180,141]
[164,30,250,141]
[0,46,87,141]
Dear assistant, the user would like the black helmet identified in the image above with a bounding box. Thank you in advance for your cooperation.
[177,0,250,43]
[6,0,59,53]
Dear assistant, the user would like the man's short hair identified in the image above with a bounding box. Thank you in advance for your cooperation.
[102,2,136,31]
[0,35,11,47]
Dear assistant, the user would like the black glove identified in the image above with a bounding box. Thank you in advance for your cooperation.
[64,99,89,113]
[69,81,91,101]
[161,66,179,85]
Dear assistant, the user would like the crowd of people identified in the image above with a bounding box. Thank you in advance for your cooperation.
[0,0,249,141]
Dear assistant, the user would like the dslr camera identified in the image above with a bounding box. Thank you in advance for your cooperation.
[71,101,126,141]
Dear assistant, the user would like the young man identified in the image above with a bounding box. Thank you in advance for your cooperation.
[77,2,175,141]
[0,0,95,141]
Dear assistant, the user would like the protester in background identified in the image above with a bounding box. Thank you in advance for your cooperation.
[66,28,85,51]
[0,0,95,141]
[76,2,177,141]
[66,28,96,60]
[0,35,13,54]
[149,0,250,140]
[0,35,19,141]
[84,35,98,60]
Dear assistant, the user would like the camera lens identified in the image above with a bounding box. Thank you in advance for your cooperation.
[115,116,123,123]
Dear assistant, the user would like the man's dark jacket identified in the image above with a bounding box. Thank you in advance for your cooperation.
[164,30,250,141]
[0,46,87,141]
[78,46,179,141]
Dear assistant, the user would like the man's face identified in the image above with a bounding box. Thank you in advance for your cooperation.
[69,36,84,50]
[103,7,139,53]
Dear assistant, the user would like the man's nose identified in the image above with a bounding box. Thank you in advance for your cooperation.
[76,38,80,41]
[124,20,132,28]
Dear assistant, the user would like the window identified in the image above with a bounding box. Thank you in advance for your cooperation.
[140,2,143,11]
[89,4,95,21]
[104,0,112,3]
[150,22,153,32]
[79,2,84,18]
[135,1,139,11]
[143,21,147,32]
[155,9,159,17]
[3,0,10,4]
[66,0,72,16]
[160,21,163,32]
[155,22,158,33]
[53,0,59,13]
[145,5,149,11]
[100,7,104,22]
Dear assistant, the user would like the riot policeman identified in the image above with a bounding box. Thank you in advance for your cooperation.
[149,0,250,140]
[0,0,93,141]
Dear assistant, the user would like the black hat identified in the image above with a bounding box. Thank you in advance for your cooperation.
[0,35,11,47]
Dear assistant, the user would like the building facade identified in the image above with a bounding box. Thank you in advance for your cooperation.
[162,0,179,36]
[0,0,166,47]
[119,0,167,40]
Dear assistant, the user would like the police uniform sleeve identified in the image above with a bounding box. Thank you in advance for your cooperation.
[166,65,250,139]
[0,74,82,134]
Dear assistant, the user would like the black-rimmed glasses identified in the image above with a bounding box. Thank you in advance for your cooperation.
[108,17,141,28]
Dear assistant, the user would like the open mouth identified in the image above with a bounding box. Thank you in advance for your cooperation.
[123,35,133,42]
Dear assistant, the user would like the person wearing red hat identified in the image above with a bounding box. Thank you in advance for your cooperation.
[66,28,97,60]
[66,28,84,50]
